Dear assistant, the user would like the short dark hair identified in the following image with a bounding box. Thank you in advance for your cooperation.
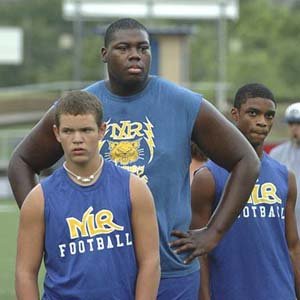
[233,83,276,109]
[104,18,149,47]
[55,90,103,127]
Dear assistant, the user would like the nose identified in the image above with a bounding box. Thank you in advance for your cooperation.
[256,116,267,127]
[128,47,141,60]
[73,131,83,144]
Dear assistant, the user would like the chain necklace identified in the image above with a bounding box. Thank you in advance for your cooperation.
[63,155,104,184]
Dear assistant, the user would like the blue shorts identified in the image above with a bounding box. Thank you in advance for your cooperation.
[157,270,200,300]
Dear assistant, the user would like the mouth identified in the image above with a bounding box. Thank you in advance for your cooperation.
[127,65,143,74]
[72,148,86,155]
[251,131,268,137]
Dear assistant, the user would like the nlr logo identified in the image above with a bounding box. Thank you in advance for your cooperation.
[66,207,124,239]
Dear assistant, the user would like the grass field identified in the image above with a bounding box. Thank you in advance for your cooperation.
[0,199,44,300]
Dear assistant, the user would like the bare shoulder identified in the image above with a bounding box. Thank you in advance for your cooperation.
[193,166,214,182]
[129,174,153,206]
[130,173,150,191]
[192,167,215,195]
[21,184,44,218]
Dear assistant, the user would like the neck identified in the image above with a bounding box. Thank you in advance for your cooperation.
[106,77,150,96]
[292,139,300,147]
[253,144,264,159]
[63,155,104,185]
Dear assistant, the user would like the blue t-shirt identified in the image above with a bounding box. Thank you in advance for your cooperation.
[206,153,295,300]
[41,161,137,299]
[86,76,202,277]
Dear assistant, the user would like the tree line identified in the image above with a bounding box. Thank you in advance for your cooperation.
[0,0,299,101]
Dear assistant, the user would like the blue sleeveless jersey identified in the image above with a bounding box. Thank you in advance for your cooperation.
[41,161,137,300]
[205,153,295,300]
[85,76,202,277]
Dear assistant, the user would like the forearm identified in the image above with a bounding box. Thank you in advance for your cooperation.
[8,154,38,208]
[135,259,160,300]
[15,272,39,300]
[289,246,300,298]
[207,156,259,242]
[199,256,210,300]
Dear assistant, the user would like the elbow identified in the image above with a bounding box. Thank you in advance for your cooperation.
[249,152,260,176]
[7,150,28,186]
[155,257,161,276]
[151,256,161,277]
[15,268,38,300]
[7,150,38,209]
[154,259,161,284]
[140,255,161,277]
[288,240,300,259]
[8,149,37,182]
[241,149,260,178]
[7,150,20,181]
[15,268,23,296]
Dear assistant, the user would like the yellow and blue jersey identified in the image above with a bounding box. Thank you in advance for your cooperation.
[86,76,202,278]
[206,153,295,300]
[41,160,137,299]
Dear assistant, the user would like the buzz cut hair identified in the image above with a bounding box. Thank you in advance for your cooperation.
[234,83,276,109]
[104,18,149,47]
[55,90,103,127]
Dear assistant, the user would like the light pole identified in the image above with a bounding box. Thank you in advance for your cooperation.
[216,0,228,112]
[73,0,82,82]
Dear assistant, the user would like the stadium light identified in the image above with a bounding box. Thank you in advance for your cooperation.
[0,27,23,65]
[62,0,239,21]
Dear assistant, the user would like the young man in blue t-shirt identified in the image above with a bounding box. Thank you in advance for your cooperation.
[174,83,300,300]
[15,90,160,299]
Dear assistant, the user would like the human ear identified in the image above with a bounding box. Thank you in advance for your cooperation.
[231,107,239,123]
[101,47,108,63]
[53,125,61,143]
[98,122,107,140]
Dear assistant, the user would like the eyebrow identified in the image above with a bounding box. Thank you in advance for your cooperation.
[61,126,94,130]
[246,107,276,114]
[115,38,150,44]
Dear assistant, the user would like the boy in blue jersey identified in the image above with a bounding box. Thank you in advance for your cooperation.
[10,19,260,299]
[172,83,300,300]
[15,90,160,300]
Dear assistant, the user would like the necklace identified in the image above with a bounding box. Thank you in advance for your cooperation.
[63,155,104,184]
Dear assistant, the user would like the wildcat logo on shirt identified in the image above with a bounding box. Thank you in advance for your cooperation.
[99,118,155,182]
[58,207,133,258]
[238,182,285,219]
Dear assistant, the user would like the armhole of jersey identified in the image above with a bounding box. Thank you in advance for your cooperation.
[40,182,48,227]
[204,163,220,210]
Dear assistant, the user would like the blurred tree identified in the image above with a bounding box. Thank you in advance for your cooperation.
[227,0,300,100]
[0,0,299,103]
[189,0,300,101]
[0,0,108,86]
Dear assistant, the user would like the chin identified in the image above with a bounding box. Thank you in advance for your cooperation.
[250,140,263,148]
[71,156,89,165]
[294,139,300,146]
[129,70,149,80]
[126,75,146,85]
[247,137,260,147]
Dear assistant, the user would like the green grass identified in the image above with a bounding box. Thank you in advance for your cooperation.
[0,199,44,300]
